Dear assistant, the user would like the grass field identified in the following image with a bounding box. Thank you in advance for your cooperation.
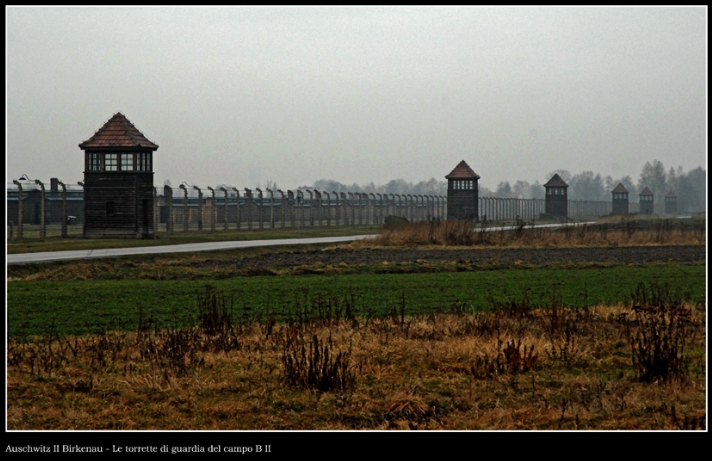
[7,263,705,338]
[6,218,707,430]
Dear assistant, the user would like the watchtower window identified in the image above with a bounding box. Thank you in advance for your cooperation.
[105,153,118,171]
[121,153,134,171]
[88,152,101,171]
[137,152,152,171]
[121,152,134,171]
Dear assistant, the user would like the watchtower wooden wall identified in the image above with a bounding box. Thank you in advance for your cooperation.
[445,160,480,221]
[611,183,629,215]
[79,113,158,238]
[639,187,654,215]
[544,174,568,218]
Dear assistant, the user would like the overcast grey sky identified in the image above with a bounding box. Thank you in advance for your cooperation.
[6,6,707,191]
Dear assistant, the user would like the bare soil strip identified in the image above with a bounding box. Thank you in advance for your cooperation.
[190,245,705,269]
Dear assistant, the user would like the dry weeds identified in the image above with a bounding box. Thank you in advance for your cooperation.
[7,286,705,430]
[355,217,706,249]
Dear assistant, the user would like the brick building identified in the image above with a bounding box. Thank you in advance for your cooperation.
[7,179,84,226]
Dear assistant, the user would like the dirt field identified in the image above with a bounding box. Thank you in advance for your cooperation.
[192,245,705,269]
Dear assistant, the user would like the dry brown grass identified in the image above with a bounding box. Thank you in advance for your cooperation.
[8,292,705,430]
[354,217,706,249]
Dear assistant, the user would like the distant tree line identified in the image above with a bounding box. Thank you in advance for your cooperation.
[307,178,448,196]
[169,160,704,213]
[303,160,705,213]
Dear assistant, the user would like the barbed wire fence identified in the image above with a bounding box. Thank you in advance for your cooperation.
[8,180,645,240]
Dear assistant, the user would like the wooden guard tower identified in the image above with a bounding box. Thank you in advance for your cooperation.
[664,191,677,215]
[611,183,629,215]
[639,187,654,215]
[79,113,158,237]
[445,160,480,221]
[544,174,568,218]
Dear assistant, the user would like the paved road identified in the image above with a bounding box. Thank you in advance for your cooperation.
[6,222,595,265]
[6,235,378,265]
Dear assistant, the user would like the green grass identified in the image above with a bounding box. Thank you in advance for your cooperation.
[7,264,705,338]
[6,225,380,254]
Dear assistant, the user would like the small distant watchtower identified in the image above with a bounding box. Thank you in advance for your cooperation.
[544,174,568,218]
[664,191,677,215]
[611,183,629,215]
[639,187,654,215]
[445,160,480,221]
[79,113,158,237]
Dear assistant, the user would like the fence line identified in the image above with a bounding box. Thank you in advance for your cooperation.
[8,179,651,239]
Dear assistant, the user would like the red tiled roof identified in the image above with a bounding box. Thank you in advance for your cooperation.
[611,183,628,193]
[445,160,480,179]
[544,174,568,187]
[639,187,653,196]
[79,113,158,150]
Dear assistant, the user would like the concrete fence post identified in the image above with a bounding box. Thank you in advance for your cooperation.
[267,188,275,228]
[315,190,322,226]
[355,193,362,225]
[306,190,314,227]
[369,193,376,224]
[164,186,173,233]
[278,189,286,228]
[207,186,216,232]
[179,184,188,232]
[194,186,203,231]
[244,188,253,230]
[347,192,355,226]
[219,186,229,230]
[324,191,331,226]
[298,190,305,229]
[153,187,158,235]
[332,191,340,225]
[77,181,85,237]
[288,190,295,228]
[34,179,46,239]
[58,180,67,237]
[232,188,241,230]
[340,192,348,226]
[12,180,23,239]
[376,193,383,224]
[255,188,263,230]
